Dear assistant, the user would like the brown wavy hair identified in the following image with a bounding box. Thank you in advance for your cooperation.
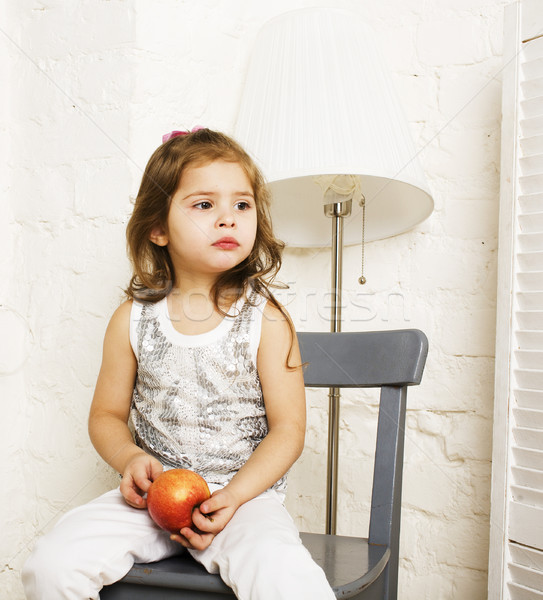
[125,129,294,347]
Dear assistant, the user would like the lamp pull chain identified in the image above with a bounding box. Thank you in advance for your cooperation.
[358,195,367,285]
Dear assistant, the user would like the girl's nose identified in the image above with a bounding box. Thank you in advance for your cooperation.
[217,211,236,228]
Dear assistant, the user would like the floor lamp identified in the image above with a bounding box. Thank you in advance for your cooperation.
[235,8,434,535]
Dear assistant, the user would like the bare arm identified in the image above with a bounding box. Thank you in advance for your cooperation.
[178,302,306,549]
[88,300,163,508]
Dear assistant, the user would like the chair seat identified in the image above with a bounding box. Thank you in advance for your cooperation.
[100,533,389,600]
[301,533,389,595]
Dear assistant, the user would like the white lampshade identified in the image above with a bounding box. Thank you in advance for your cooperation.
[235,8,433,247]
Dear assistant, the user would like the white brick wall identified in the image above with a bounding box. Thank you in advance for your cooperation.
[1,1,508,597]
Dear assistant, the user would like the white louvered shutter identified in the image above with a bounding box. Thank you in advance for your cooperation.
[490,1,543,598]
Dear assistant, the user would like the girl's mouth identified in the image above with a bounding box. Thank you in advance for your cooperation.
[212,237,239,250]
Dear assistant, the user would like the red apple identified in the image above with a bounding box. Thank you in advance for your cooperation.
[147,469,211,533]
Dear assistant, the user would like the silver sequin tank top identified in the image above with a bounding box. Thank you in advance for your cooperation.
[129,291,286,492]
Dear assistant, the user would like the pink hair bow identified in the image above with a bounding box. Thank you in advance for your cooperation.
[162,126,204,143]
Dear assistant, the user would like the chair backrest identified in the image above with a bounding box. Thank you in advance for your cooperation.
[298,330,427,388]
[297,329,428,598]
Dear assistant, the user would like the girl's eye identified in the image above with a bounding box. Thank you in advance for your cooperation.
[194,201,212,210]
[235,201,251,211]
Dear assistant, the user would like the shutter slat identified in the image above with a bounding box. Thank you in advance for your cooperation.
[518,252,543,271]
[520,152,543,175]
[513,446,543,470]
[520,193,543,214]
[522,78,543,100]
[517,272,543,290]
[513,407,543,429]
[515,389,543,408]
[519,213,543,232]
[512,466,543,488]
[510,542,543,571]
[519,233,543,252]
[511,484,543,508]
[513,427,543,451]
[512,484,543,507]
[515,368,543,389]
[510,563,543,592]
[522,58,543,80]
[510,501,543,549]
[517,331,543,350]
[518,292,543,310]
[521,95,543,120]
[516,349,543,369]
[517,312,543,330]
[521,135,543,156]
[521,118,543,139]
[520,175,543,196]
[523,36,543,62]
[507,581,543,599]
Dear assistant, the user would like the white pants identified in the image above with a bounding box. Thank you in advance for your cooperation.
[22,487,335,600]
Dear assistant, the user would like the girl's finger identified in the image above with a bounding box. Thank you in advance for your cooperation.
[149,460,164,481]
[122,491,146,509]
[200,494,225,515]
[132,471,153,493]
[120,478,147,508]
[170,533,191,548]
[191,508,215,532]
[128,498,146,509]
[179,527,214,551]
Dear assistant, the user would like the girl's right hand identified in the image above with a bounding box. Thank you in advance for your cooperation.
[170,486,241,550]
[120,452,163,509]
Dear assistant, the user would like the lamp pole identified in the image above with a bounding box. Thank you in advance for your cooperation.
[324,199,352,535]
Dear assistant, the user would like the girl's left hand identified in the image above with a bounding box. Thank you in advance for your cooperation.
[170,487,240,551]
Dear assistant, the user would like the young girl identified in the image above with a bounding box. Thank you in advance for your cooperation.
[22,128,336,599]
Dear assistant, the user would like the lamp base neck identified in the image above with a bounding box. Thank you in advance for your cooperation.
[324,199,352,218]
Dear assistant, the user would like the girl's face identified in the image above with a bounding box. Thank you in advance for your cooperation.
[151,159,257,282]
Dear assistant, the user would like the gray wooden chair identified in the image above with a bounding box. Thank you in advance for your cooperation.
[101,329,428,600]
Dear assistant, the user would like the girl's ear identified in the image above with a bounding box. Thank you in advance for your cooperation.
[149,225,168,246]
